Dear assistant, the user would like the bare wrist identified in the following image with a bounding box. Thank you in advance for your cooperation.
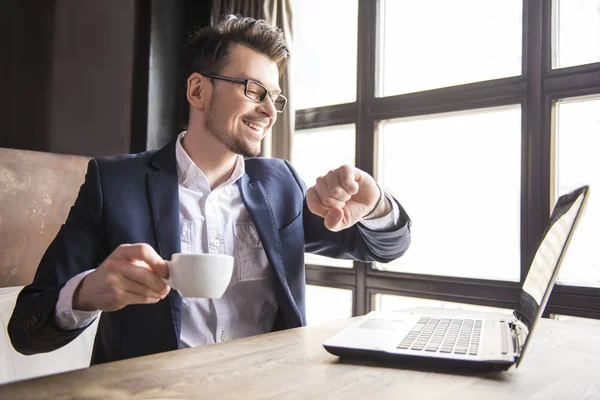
[72,276,94,311]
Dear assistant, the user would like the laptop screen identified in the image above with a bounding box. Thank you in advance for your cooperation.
[514,185,589,331]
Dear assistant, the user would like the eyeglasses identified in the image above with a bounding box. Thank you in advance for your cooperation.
[200,73,287,113]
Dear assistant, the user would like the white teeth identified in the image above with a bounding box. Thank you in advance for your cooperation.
[243,120,262,130]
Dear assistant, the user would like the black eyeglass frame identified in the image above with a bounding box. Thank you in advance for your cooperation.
[200,73,287,113]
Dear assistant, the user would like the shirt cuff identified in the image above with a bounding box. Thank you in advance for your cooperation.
[359,192,400,231]
[55,269,100,330]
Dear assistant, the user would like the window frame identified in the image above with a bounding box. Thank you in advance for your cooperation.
[297,0,600,319]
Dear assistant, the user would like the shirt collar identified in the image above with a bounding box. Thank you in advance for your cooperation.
[175,131,245,191]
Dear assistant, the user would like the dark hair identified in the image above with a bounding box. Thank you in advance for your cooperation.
[179,14,289,129]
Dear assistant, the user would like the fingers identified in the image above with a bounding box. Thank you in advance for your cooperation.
[90,244,171,310]
[315,176,345,208]
[110,286,165,311]
[118,261,170,298]
[306,187,344,231]
[307,165,360,226]
[116,277,164,301]
[75,257,170,312]
[306,165,379,232]
[311,165,359,209]
[102,255,169,295]
[306,186,329,218]
[337,165,359,196]
[116,243,169,278]
[324,207,344,232]
[323,165,359,201]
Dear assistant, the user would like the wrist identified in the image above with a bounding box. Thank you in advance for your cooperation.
[72,275,94,312]
[363,184,387,220]
[374,195,393,219]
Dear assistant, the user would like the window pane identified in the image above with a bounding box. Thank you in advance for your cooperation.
[379,0,522,97]
[292,125,356,268]
[304,253,352,268]
[292,0,358,109]
[306,285,353,325]
[552,0,600,69]
[376,106,522,281]
[555,97,600,288]
[374,294,512,316]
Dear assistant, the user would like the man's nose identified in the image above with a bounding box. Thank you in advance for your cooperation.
[257,95,277,118]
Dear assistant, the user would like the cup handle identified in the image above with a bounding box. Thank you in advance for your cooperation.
[162,261,173,287]
[162,262,181,296]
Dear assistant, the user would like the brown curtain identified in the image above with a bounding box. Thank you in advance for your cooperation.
[211,0,294,160]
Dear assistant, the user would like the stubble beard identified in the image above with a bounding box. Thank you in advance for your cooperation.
[204,99,261,158]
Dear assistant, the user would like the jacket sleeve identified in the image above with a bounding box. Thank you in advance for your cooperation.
[8,159,108,355]
[283,160,412,264]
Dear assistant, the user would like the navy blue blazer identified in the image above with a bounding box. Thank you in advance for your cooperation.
[9,140,411,364]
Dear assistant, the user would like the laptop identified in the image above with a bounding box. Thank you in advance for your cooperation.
[323,185,590,370]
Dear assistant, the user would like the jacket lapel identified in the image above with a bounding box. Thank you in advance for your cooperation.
[147,139,183,345]
[237,174,302,327]
[147,140,181,258]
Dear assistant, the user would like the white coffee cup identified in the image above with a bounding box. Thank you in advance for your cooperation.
[163,253,234,298]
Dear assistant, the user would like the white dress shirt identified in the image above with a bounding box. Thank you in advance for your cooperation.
[55,132,400,348]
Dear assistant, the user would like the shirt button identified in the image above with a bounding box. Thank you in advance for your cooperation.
[220,331,228,341]
[213,239,220,247]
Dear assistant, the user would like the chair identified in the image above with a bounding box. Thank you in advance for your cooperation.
[0,147,98,384]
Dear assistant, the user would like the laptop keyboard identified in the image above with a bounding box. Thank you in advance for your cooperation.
[397,317,482,356]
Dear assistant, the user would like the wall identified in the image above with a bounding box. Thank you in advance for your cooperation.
[1,0,138,157]
[47,0,137,156]
[1,0,56,153]
[0,0,212,157]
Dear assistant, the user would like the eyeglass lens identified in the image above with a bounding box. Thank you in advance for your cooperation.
[246,81,286,111]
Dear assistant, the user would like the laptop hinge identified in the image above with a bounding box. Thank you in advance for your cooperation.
[510,317,528,359]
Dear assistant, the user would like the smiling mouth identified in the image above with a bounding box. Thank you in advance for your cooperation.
[242,119,267,134]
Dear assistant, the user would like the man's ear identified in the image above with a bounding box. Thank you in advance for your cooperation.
[186,72,208,110]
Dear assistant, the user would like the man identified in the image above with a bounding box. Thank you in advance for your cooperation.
[9,15,411,364]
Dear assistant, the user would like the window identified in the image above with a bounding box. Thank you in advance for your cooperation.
[379,0,522,96]
[292,125,356,190]
[554,96,600,288]
[291,0,358,109]
[376,106,521,281]
[552,0,600,69]
[306,285,353,325]
[293,0,600,324]
[292,124,355,269]
[374,294,512,316]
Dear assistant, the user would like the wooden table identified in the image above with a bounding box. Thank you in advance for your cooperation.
[1,316,599,399]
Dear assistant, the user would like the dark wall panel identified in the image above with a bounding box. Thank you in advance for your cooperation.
[0,0,56,152]
[1,0,137,157]
[47,0,136,157]
[1,0,212,157]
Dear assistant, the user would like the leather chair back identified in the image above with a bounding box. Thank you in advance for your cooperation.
[0,148,90,287]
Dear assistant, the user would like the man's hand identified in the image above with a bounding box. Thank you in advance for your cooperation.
[306,165,387,232]
[73,243,171,312]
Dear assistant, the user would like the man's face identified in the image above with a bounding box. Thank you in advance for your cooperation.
[204,44,280,158]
